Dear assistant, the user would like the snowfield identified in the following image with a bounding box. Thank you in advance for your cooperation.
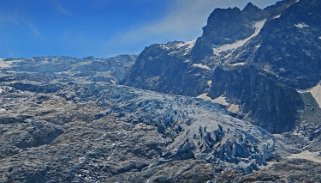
[213,19,267,55]
[288,151,321,164]
[294,22,309,29]
[192,63,211,70]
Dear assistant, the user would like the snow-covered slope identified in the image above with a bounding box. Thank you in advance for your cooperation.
[213,19,266,55]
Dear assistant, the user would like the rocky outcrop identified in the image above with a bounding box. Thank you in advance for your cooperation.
[11,121,64,149]
[124,42,212,96]
[229,0,321,89]
[215,159,321,182]
[209,65,303,133]
[199,7,255,46]
[242,3,264,21]
[191,0,297,60]
[10,83,61,93]
[191,7,254,60]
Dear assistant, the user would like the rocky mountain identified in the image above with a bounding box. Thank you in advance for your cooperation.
[123,41,212,96]
[208,65,304,133]
[125,0,321,134]
[1,0,321,182]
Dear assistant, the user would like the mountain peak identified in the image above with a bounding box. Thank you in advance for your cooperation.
[243,2,261,12]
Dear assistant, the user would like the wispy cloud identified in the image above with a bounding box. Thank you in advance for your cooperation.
[50,0,71,15]
[120,0,227,43]
[21,18,42,37]
[0,11,42,37]
[103,0,279,56]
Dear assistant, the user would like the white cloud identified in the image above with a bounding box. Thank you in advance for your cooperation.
[120,0,224,43]
[119,0,279,42]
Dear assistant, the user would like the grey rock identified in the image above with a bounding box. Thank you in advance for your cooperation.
[208,65,304,133]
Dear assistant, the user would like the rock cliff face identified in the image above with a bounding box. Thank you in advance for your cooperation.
[227,0,321,88]
[253,0,321,88]
[208,65,303,133]
[191,0,296,60]
[124,42,212,96]
[203,7,254,45]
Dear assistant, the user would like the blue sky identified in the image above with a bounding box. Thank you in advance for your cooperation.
[0,0,280,58]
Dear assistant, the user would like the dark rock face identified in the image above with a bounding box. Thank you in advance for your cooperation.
[242,0,297,21]
[191,7,254,60]
[253,0,321,88]
[191,0,296,60]
[201,7,254,46]
[124,43,211,96]
[242,3,264,21]
[209,66,303,133]
[12,121,64,149]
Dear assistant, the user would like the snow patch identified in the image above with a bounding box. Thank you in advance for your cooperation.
[292,130,303,136]
[272,14,281,19]
[309,85,321,108]
[228,104,240,113]
[207,80,212,87]
[196,93,214,102]
[296,88,310,94]
[0,108,6,112]
[288,151,321,164]
[196,93,230,106]
[177,40,196,49]
[230,62,247,67]
[213,96,240,113]
[213,19,266,55]
[110,80,116,85]
[192,63,211,70]
[169,40,196,55]
[0,59,11,68]
[159,44,169,50]
[213,96,229,106]
[294,22,309,29]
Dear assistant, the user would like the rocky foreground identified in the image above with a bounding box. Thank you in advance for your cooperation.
[0,56,320,183]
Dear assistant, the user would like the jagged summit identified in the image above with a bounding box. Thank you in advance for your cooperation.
[243,2,261,11]
[242,2,263,21]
